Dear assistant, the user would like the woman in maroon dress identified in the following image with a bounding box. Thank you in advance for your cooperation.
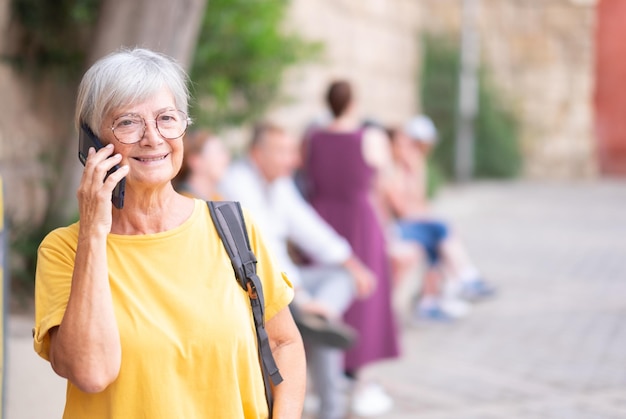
[303,80,400,416]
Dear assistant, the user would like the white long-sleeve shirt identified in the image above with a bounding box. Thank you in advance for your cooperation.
[219,158,352,286]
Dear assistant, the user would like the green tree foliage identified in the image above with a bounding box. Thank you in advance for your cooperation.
[190,0,319,129]
[420,35,459,182]
[9,0,99,77]
[474,71,522,178]
[420,34,522,181]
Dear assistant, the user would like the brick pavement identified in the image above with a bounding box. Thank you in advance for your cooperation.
[6,180,626,418]
[357,180,626,418]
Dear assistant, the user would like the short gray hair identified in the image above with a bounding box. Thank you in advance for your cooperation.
[75,47,191,136]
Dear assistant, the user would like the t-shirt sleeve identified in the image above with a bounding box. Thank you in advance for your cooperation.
[242,208,294,321]
[33,225,78,361]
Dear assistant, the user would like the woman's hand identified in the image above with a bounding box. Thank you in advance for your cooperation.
[77,144,129,234]
[343,256,376,299]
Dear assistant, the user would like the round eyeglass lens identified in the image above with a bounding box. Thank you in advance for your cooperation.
[111,110,189,144]
[156,110,188,139]
[112,115,144,144]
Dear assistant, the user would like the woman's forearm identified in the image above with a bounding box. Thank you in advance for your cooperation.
[49,232,121,393]
[266,307,306,418]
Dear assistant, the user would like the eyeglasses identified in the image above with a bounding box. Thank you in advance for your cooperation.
[110,110,190,144]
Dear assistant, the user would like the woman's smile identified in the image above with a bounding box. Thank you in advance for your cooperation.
[132,153,170,163]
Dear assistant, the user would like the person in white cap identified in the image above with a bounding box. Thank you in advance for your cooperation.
[383,115,496,321]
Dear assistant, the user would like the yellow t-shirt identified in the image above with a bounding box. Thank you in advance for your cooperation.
[33,199,294,419]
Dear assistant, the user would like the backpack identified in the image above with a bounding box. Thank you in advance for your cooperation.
[206,201,283,415]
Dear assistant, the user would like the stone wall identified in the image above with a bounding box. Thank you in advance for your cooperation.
[267,0,422,138]
[419,0,598,178]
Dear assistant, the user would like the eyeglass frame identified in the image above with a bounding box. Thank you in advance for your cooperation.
[109,109,191,144]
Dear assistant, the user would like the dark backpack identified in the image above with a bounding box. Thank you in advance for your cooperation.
[206,201,283,415]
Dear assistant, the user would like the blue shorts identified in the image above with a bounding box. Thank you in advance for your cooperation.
[397,220,449,266]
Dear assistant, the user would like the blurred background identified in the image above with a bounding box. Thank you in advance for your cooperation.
[1,0,625,418]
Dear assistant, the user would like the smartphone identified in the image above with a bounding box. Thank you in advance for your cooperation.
[78,123,126,209]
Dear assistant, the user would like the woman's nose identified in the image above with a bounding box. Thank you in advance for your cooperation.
[140,120,164,145]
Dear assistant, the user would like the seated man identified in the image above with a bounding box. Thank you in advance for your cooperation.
[219,122,374,419]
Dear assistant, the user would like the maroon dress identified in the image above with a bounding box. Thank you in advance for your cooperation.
[306,128,400,372]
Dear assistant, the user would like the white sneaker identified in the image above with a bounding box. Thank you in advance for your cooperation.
[351,382,394,417]
[443,279,463,299]
[440,297,471,319]
[303,392,320,415]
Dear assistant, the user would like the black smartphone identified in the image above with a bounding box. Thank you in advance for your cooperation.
[78,123,126,209]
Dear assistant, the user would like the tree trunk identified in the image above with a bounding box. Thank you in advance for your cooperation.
[88,0,208,68]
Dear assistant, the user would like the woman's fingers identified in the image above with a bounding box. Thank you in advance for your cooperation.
[103,164,129,191]
[78,144,128,212]
[85,144,116,180]
[84,146,127,187]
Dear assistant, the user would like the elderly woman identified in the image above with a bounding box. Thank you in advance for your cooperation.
[33,48,305,418]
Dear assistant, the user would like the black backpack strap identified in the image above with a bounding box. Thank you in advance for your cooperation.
[207,201,283,414]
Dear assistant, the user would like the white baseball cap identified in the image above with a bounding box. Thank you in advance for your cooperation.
[404,115,438,144]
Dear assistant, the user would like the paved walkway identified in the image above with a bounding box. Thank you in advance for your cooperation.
[361,180,626,418]
[6,180,626,418]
